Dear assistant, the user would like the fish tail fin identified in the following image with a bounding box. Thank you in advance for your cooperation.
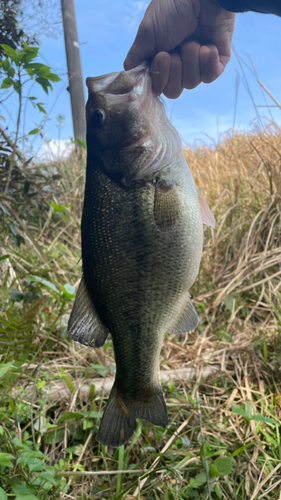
[135,385,168,428]
[97,384,136,448]
[97,383,168,448]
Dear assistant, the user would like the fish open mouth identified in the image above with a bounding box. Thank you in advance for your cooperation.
[86,64,149,104]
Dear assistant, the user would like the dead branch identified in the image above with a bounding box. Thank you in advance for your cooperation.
[0,123,27,163]
[18,366,220,404]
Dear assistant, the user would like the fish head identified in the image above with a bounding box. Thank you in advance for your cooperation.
[86,65,181,185]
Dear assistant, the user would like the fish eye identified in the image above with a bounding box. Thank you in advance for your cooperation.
[91,108,106,126]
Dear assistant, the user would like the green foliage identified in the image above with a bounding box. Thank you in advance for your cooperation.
[0,127,281,499]
[0,0,37,58]
[0,429,68,499]
[0,42,60,96]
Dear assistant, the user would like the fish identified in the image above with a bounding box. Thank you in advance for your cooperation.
[68,64,215,448]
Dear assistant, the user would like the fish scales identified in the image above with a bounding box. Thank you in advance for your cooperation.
[68,64,215,447]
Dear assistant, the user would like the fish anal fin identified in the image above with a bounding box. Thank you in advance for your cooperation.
[170,295,200,335]
[97,383,168,448]
[68,276,109,348]
[197,188,216,228]
[154,178,181,230]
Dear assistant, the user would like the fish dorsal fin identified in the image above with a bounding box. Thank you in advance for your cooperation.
[68,276,109,348]
[197,188,216,228]
[169,295,200,335]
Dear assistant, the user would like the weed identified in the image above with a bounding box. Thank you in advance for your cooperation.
[0,125,281,498]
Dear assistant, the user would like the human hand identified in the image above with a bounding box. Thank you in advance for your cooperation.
[124,0,236,98]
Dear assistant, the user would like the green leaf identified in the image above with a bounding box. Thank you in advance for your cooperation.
[0,363,14,379]
[251,414,277,426]
[74,137,86,148]
[12,232,21,247]
[28,461,47,472]
[0,44,18,62]
[26,62,51,77]
[24,179,30,194]
[28,128,40,135]
[2,59,9,71]
[83,418,94,430]
[15,495,40,500]
[44,428,64,445]
[231,405,248,420]
[20,450,49,460]
[28,275,59,293]
[36,103,47,114]
[8,396,16,413]
[263,339,268,362]
[91,364,108,378]
[224,296,236,312]
[22,48,39,64]
[0,452,16,468]
[52,200,70,213]
[63,283,76,296]
[13,80,20,93]
[25,67,33,77]
[231,441,254,457]
[59,412,84,422]
[189,472,206,489]
[0,254,9,261]
[1,78,13,89]
[48,73,61,82]
[10,290,25,301]
[214,456,232,476]
[7,67,15,78]
[86,410,103,418]
[89,384,95,400]
[60,284,75,300]
[0,487,7,500]
[35,77,52,94]
[12,483,36,495]
[245,402,252,420]
[59,369,75,391]
[208,462,220,478]
[215,483,223,499]
[36,472,57,485]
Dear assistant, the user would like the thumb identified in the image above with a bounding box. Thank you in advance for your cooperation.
[124,18,156,70]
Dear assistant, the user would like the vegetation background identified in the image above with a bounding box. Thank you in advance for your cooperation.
[0,1,281,499]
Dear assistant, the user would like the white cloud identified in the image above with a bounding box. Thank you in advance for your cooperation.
[35,139,75,162]
[124,1,149,30]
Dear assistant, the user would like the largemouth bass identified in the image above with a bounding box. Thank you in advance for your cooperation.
[68,65,215,447]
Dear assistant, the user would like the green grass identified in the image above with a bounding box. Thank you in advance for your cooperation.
[0,129,281,499]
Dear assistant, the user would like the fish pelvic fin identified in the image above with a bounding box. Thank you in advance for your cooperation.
[68,276,109,348]
[97,383,168,448]
[170,295,200,335]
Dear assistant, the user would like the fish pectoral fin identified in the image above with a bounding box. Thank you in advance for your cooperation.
[170,295,200,334]
[197,188,216,228]
[154,178,181,230]
[68,276,109,348]
[97,384,168,448]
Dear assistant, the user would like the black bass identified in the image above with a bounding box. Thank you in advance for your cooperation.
[68,64,215,447]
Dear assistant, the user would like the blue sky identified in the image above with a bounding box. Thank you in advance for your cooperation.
[2,1,281,158]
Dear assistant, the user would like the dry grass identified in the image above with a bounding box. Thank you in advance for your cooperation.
[185,123,281,332]
[0,125,281,499]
